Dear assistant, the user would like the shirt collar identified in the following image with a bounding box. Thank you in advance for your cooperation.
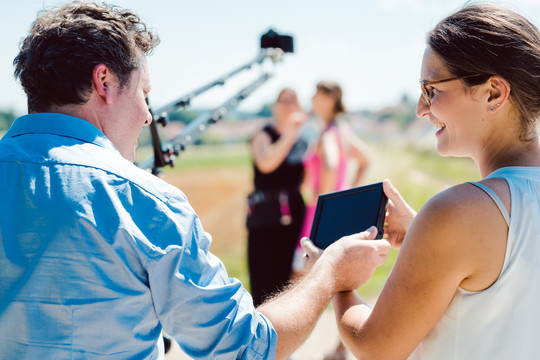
[5,113,119,153]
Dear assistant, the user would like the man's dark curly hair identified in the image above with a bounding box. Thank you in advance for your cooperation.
[14,1,160,113]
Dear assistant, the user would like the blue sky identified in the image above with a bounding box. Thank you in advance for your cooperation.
[3,0,540,116]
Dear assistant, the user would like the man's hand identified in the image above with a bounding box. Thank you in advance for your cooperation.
[301,227,391,293]
[260,228,389,359]
[383,179,416,249]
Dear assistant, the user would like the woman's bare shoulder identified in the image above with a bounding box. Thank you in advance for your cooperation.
[405,181,509,290]
[405,181,509,265]
[423,180,510,222]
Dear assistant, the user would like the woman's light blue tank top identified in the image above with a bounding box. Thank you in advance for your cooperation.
[410,167,540,360]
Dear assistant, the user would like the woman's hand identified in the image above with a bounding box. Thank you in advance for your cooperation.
[383,179,416,249]
[284,111,307,135]
[251,111,307,174]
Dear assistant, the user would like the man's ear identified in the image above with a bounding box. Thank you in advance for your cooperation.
[92,64,113,105]
[486,76,511,113]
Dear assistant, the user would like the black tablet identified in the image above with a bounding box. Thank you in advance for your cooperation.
[310,182,388,249]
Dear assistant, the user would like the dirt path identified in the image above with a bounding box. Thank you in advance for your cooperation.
[161,166,251,255]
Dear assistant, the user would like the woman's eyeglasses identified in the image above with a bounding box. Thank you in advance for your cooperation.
[419,74,484,107]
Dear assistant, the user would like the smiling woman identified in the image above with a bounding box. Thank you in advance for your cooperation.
[324,4,540,360]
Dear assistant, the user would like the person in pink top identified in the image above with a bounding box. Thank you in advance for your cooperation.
[300,80,371,241]
[294,81,371,360]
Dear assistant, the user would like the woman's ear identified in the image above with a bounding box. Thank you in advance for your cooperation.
[92,64,113,105]
[486,76,510,113]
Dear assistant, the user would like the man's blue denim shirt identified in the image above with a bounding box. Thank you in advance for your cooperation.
[0,113,277,359]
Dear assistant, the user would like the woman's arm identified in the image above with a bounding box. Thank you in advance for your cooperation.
[250,114,304,174]
[319,129,340,195]
[340,122,371,186]
[333,181,510,359]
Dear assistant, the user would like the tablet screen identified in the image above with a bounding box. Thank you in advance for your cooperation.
[310,182,388,249]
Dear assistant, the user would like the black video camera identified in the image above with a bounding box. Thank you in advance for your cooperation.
[260,29,294,53]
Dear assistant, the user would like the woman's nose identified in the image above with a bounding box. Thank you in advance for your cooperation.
[416,95,430,118]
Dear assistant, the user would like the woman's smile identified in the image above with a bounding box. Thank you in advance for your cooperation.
[433,121,447,136]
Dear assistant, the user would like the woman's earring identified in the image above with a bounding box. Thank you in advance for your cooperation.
[490,103,501,112]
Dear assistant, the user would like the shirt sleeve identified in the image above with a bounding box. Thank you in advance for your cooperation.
[140,189,277,359]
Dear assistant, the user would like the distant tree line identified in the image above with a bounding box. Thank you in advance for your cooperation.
[0,103,270,133]
[256,103,272,118]
[0,111,16,131]
[372,94,418,129]
[0,95,416,133]
[167,109,201,124]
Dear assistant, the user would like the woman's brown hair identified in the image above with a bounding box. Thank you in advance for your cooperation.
[276,87,299,106]
[316,80,346,116]
[428,4,540,140]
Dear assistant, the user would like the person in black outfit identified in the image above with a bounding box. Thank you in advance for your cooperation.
[247,88,308,306]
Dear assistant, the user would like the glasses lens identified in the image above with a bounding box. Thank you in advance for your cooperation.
[420,83,431,107]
